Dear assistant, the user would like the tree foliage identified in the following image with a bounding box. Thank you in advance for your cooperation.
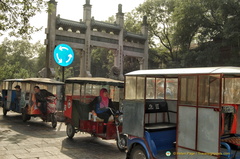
[91,48,114,77]
[133,0,240,68]
[0,38,45,81]
[0,0,46,39]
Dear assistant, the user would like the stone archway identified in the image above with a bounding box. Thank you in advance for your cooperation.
[45,0,148,80]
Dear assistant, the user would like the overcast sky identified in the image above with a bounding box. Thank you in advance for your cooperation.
[1,0,146,44]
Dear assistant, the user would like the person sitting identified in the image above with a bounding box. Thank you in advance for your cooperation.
[33,86,55,115]
[14,85,21,105]
[89,88,115,134]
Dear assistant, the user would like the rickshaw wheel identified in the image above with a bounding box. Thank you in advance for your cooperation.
[3,106,7,116]
[130,145,147,159]
[51,114,57,128]
[116,134,127,152]
[66,123,75,139]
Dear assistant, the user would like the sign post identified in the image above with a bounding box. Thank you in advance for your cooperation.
[53,44,74,111]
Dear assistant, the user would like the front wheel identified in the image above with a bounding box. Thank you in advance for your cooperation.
[66,123,75,139]
[116,134,127,152]
[51,114,57,128]
[130,145,147,159]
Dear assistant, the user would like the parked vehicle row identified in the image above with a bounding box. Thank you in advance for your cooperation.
[1,77,127,151]
[2,66,240,159]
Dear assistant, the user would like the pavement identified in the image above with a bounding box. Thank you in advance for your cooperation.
[0,108,126,159]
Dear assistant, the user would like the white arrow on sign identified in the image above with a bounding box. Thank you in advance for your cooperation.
[66,54,73,63]
[59,46,68,51]
[56,53,62,63]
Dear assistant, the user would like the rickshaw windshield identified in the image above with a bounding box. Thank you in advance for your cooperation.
[125,76,178,100]
[223,78,240,104]
[2,81,9,90]
[65,77,124,104]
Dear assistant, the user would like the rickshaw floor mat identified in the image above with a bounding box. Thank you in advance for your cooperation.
[221,137,240,147]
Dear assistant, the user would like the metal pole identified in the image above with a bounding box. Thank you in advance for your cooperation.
[62,67,65,112]
[62,67,65,82]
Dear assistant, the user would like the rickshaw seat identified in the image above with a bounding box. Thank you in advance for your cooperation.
[145,99,176,131]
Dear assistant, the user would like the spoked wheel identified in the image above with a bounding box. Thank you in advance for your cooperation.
[66,123,75,139]
[51,114,57,128]
[3,105,8,116]
[116,134,127,152]
[130,145,147,159]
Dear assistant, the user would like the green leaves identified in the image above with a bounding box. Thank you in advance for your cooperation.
[0,0,46,39]
[0,38,45,81]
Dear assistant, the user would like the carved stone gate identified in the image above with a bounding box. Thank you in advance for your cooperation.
[45,0,148,80]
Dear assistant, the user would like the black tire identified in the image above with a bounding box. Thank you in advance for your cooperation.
[3,105,7,116]
[130,145,148,159]
[116,134,127,152]
[66,123,75,139]
[51,114,57,128]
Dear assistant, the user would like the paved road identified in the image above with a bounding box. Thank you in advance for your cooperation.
[0,108,126,159]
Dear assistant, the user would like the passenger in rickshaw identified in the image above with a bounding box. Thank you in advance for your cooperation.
[14,85,21,105]
[34,86,55,115]
[89,88,115,134]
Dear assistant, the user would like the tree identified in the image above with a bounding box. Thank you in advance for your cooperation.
[173,0,240,67]
[136,0,182,67]
[91,48,114,77]
[0,38,46,81]
[0,0,46,39]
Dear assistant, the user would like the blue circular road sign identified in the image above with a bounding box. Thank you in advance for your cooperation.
[53,44,74,67]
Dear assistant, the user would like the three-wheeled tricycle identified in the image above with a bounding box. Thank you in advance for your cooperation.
[1,79,24,116]
[64,77,127,151]
[123,67,240,159]
[1,78,64,128]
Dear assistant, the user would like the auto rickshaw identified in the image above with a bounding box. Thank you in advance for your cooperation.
[1,78,64,128]
[64,77,127,151]
[123,67,240,159]
[1,79,24,116]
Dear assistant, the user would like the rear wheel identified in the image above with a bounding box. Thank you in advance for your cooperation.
[51,114,57,128]
[66,123,75,139]
[130,145,147,159]
[116,134,127,152]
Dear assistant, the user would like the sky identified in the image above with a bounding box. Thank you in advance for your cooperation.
[1,0,146,44]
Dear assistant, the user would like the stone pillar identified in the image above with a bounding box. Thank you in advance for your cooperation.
[45,0,57,78]
[82,0,92,77]
[141,16,149,69]
[113,50,119,67]
[138,57,144,70]
[78,49,84,77]
[116,4,124,80]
